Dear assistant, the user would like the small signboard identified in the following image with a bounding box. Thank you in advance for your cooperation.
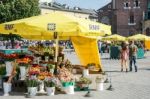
[47,23,56,31]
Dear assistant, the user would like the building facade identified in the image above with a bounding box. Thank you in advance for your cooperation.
[98,0,147,36]
[40,2,98,22]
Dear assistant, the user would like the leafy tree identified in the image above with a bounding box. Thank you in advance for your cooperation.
[0,0,41,23]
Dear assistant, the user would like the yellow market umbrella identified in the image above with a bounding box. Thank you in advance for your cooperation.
[0,12,111,40]
[0,12,109,71]
[127,34,150,41]
[102,34,126,41]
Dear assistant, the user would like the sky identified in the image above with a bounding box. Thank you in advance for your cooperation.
[40,0,111,10]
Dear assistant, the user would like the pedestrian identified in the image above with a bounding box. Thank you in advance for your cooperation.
[120,42,129,72]
[129,41,138,72]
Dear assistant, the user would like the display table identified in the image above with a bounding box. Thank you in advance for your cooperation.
[137,48,145,59]
[0,49,28,54]
[110,46,120,59]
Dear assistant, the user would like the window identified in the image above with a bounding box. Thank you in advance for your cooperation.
[128,12,136,25]
[134,0,140,8]
[130,15,134,23]
[124,2,131,9]
[125,2,129,7]
[108,5,111,8]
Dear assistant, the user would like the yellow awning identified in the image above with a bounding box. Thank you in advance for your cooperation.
[102,34,126,41]
[127,34,150,41]
[0,12,111,40]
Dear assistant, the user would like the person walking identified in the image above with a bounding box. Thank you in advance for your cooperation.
[129,41,138,72]
[120,42,129,72]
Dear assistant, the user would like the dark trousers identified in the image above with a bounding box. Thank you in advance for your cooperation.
[129,56,137,72]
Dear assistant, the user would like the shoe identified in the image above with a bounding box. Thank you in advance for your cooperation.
[126,69,128,72]
[135,70,137,72]
[121,68,123,72]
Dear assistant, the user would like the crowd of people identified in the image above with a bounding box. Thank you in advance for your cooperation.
[98,40,145,72]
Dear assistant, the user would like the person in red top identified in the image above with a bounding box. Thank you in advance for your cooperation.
[120,42,129,72]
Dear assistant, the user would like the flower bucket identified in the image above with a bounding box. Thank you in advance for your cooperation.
[38,81,45,93]
[45,56,49,62]
[36,57,41,64]
[63,85,74,94]
[3,82,12,96]
[0,76,2,89]
[72,69,77,74]
[62,82,74,94]
[20,66,26,80]
[46,87,55,96]
[95,77,104,91]
[96,82,104,91]
[5,61,13,76]
[49,69,54,74]
[27,87,37,97]
[82,69,89,77]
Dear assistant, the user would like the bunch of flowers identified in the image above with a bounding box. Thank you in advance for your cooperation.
[44,77,57,87]
[37,71,52,80]
[0,53,18,61]
[26,77,40,87]
[28,65,40,76]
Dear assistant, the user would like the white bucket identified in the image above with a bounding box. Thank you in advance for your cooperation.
[3,82,12,96]
[63,86,74,94]
[46,87,55,96]
[5,61,13,76]
[96,82,104,91]
[49,69,54,74]
[38,81,45,93]
[27,87,37,97]
[83,69,89,76]
[20,66,26,80]
[45,56,49,62]
[0,76,2,88]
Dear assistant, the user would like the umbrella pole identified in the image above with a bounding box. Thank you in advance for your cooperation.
[54,33,59,74]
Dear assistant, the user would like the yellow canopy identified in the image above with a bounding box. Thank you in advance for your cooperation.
[102,34,126,41]
[127,34,150,41]
[0,12,111,40]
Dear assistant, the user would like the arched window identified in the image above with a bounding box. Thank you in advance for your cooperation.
[146,28,150,36]
[101,16,110,25]
[134,0,140,7]
[129,12,134,23]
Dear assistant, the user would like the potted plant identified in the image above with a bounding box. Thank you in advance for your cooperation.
[87,63,95,70]
[47,64,55,74]
[3,53,17,76]
[43,52,50,62]
[26,78,39,97]
[44,77,57,96]
[0,66,6,89]
[76,77,92,90]
[95,75,104,91]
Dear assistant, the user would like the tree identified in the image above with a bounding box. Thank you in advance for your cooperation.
[0,0,41,23]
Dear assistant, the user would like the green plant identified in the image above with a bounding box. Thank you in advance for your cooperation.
[44,52,50,56]
[18,62,29,67]
[0,66,6,75]
[44,78,57,87]
[26,78,39,87]
[78,77,92,85]
[47,64,55,69]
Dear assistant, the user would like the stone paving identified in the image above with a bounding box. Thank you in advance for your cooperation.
[0,51,150,99]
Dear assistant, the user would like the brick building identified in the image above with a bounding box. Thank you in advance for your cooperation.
[98,0,148,36]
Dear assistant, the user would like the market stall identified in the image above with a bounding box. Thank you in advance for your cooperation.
[0,12,111,70]
[102,34,126,59]
[127,34,150,59]
[0,12,111,96]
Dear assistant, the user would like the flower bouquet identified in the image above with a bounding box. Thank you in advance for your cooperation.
[76,77,92,90]
[44,77,57,95]
[26,78,39,97]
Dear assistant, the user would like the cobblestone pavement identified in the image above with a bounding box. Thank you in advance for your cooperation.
[0,51,150,99]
